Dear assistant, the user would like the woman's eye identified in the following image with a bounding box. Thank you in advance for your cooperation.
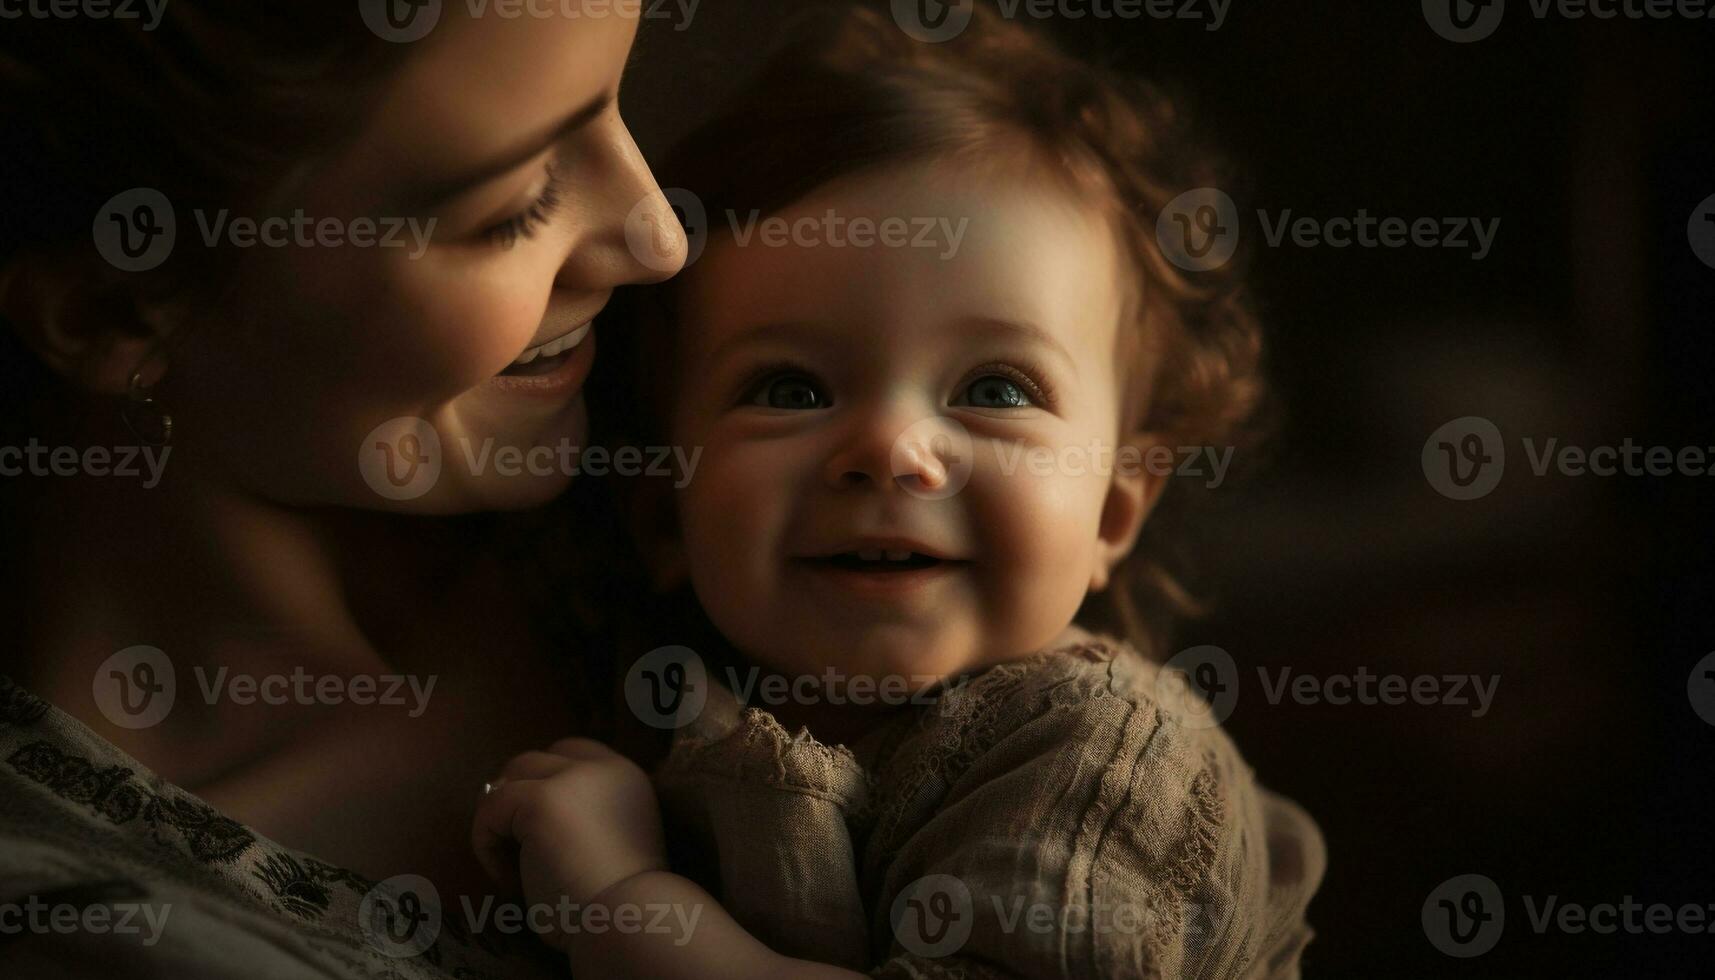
[960,374,1034,409]
[483,164,566,247]
[750,374,827,410]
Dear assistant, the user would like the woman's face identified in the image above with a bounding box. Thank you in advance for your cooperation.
[165,2,685,513]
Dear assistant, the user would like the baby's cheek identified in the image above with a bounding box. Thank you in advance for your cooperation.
[973,471,1107,652]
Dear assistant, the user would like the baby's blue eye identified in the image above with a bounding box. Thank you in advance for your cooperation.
[752,374,827,410]
[962,374,1033,409]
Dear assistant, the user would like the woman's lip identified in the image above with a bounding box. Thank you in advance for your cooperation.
[485,325,596,398]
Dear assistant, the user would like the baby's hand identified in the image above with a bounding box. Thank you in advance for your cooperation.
[471,737,667,947]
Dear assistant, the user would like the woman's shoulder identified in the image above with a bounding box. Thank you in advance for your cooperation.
[0,674,559,980]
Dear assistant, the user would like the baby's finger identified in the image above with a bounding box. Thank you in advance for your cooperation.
[470,780,534,892]
[499,750,575,782]
[546,736,618,761]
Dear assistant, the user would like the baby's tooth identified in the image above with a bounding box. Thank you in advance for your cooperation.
[858,549,884,561]
[885,550,911,562]
[515,347,540,365]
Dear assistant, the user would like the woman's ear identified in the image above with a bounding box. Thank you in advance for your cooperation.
[0,252,174,395]
[625,465,689,592]
[1089,431,1172,593]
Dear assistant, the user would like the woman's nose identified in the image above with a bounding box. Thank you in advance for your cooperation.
[557,118,686,290]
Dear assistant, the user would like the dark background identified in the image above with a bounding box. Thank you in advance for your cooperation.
[623,3,1715,976]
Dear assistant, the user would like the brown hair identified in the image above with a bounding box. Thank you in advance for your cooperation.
[0,5,410,440]
[629,1,1268,658]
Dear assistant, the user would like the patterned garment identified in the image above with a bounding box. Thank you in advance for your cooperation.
[654,636,1328,979]
[0,674,562,979]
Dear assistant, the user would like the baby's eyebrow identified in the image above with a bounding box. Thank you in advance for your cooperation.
[954,316,1079,376]
[703,320,827,366]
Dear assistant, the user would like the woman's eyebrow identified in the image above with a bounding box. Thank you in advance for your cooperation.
[402,92,614,214]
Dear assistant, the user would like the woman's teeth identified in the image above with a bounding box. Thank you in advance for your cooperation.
[512,322,591,366]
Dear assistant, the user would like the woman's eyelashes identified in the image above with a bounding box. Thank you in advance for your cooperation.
[483,161,567,247]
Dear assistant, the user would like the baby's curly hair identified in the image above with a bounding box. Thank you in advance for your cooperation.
[634,1,1268,659]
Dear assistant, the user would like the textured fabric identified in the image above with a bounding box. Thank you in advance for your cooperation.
[0,674,561,979]
[654,636,1326,979]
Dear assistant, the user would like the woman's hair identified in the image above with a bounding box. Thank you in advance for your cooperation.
[0,5,410,441]
[624,1,1269,658]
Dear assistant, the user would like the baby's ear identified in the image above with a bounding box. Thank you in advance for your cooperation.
[1089,431,1171,593]
[625,459,689,592]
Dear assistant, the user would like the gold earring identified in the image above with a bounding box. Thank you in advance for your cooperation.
[121,366,173,447]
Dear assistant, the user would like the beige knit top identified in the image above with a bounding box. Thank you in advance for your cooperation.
[653,635,1326,980]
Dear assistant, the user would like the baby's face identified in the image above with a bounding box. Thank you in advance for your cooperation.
[667,162,1150,692]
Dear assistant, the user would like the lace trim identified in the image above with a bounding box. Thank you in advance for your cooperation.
[659,703,874,812]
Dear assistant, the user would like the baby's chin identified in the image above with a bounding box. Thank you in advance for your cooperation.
[750,628,1019,701]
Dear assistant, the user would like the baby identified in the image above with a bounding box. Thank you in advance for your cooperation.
[473,7,1324,978]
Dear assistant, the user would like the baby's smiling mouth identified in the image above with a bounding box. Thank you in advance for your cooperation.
[820,550,946,572]
[797,539,970,578]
